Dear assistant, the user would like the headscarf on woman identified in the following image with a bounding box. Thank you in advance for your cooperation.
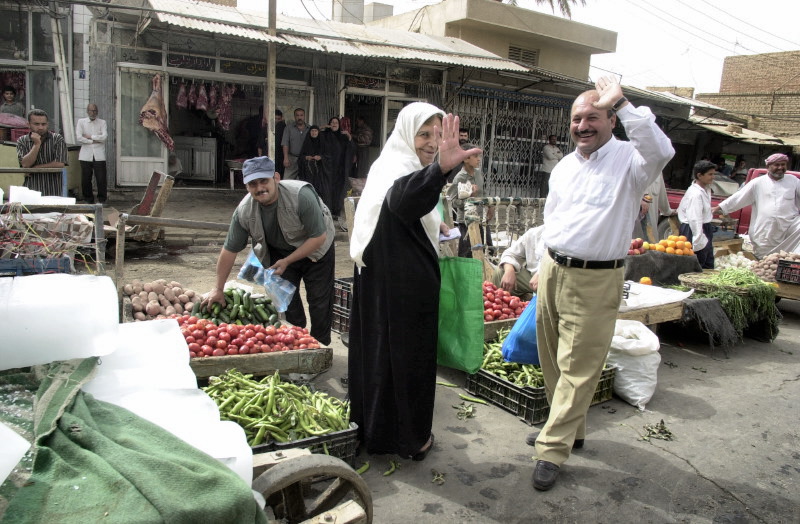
[298,125,321,184]
[350,102,445,268]
[319,117,354,217]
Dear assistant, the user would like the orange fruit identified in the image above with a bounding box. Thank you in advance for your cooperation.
[668,235,678,241]
[667,240,676,248]
[675,241,685,249]
[678,235,687,242]
[639,277,653,285]
[655,244,666,252]
[666,247,676,254]
[659,240,669,247]
[686,249,694,255]
[684,242,692,250]
[675,249,684,256]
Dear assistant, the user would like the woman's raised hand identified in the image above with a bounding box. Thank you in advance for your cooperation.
[437,113,481,173]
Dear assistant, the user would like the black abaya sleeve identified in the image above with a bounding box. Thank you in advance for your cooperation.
[385,163,445,224]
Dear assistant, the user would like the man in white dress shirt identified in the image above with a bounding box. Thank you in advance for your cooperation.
[712,153,800,259]
[76,103,108,204]
[529,77,674,491]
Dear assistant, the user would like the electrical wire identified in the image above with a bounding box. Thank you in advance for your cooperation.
[698,0,800,49]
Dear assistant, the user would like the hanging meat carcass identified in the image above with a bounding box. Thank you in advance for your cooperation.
[188,83,197,109]
[196,84,208,111]
[176,82,188,109]
[139,74,175,151]
[209,84,218,111]
[217,84,235,131]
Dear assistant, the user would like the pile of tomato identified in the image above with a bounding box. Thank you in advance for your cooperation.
[482,281,529,322]
[171,314,322,358]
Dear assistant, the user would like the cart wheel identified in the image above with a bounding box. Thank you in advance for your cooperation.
[253,453,373,523]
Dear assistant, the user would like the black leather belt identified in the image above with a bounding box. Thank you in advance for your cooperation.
[548,248,625,270]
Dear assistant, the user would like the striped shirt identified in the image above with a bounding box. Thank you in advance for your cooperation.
[16,131,67,196]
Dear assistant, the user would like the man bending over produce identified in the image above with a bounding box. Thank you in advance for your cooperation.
[491,225,544,298]
[712,153,800,259]
[202,156,335,346]
[529,76,674,491]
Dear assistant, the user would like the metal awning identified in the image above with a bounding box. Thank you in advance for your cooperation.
[143,0,529,72]
[690,116,785,145]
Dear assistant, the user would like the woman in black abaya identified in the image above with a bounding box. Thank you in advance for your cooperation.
[319,117,354,221]
[349,103,481,460]
[298,125,323,188]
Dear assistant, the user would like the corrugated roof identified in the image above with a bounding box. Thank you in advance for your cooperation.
[689,115,784,145]
[144,0,529,72]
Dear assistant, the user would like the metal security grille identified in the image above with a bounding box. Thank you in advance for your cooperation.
[448,84,572,198]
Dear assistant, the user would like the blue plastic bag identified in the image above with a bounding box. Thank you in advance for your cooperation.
[263,268,297,313]
[501,295,539,365]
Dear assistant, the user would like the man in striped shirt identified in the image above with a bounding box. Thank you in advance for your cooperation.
[17,109,67,196]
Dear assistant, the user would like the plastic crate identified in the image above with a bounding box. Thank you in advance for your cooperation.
[0,256,71,276]
[465,366,616,426]
[331,304,350,334]
[776,259,800,284]
[465,369,549,424]
[10,128,29,141]
[252,422,359,467]
[333,277,353,309]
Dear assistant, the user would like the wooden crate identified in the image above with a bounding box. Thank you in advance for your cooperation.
[776,282,800,301]
[189,347,333,379]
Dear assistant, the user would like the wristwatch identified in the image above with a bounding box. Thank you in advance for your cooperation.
[612,96,628,112]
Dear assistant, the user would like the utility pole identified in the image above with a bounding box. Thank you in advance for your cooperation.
[265,0,277,159]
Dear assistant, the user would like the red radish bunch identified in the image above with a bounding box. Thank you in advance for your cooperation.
[171,315,321,358]
[482,281,529,322]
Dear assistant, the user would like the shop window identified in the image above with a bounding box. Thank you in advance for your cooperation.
[0,8,29,61]
[32,13,67,63]
[119,71,163,158]
[28,69,58,131]
[0,70,26,110]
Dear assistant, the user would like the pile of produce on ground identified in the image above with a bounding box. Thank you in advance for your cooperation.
[679,267,780,340]
[482,281,530,322]
[715,251,755,271]
[749,251,800,282]
[122,279,197,320]
[203,370,349,446]
[172,315,322,357]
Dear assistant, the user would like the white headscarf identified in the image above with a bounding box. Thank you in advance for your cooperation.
[350,102,445,268]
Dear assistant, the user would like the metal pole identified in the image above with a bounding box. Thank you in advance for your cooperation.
[265,0,277,159]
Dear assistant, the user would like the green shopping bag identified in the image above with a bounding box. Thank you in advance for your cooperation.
[437,256,485,374]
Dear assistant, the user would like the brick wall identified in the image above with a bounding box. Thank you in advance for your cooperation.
[695,92,800,137]
[719,51,800,94]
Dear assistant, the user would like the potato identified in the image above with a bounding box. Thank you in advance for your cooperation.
[134,312,146,321]
[139,291,149,301]
[171,286,183,297]
[146,300,162,316]
[123,284,134,296]
[170,281,182,288]
[143,282,153,293]
[156,279,168,286]
[165,306,176,317]
[132,283,143,294]
[132,302,144,313]
[152,282,166,295]
[178,294,189,304]
[159,295,172,309]
[185,289,195,299]
[148,291,159,302]
[163,287,175,302]
[173,302,184,315]
[185,302,195,313]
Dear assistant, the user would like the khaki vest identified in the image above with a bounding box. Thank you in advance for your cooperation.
[236,180,335,267]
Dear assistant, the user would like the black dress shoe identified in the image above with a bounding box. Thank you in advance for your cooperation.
[525,432,584,449]
[532,460,560,491]
[411,433,434,461]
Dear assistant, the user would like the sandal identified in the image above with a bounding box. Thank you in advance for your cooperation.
[411,433,434,462]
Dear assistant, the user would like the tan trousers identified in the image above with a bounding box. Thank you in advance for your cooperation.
[534,251,623,466]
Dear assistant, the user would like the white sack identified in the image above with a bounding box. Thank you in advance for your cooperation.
[607,320,661,410]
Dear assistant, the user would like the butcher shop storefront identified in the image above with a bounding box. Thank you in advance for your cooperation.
[91,0,531,189]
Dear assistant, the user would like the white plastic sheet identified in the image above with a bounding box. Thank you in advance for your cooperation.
[0,274,119,370]
[619,281,693,312]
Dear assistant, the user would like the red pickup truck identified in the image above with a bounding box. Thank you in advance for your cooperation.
[662,168,800,240]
